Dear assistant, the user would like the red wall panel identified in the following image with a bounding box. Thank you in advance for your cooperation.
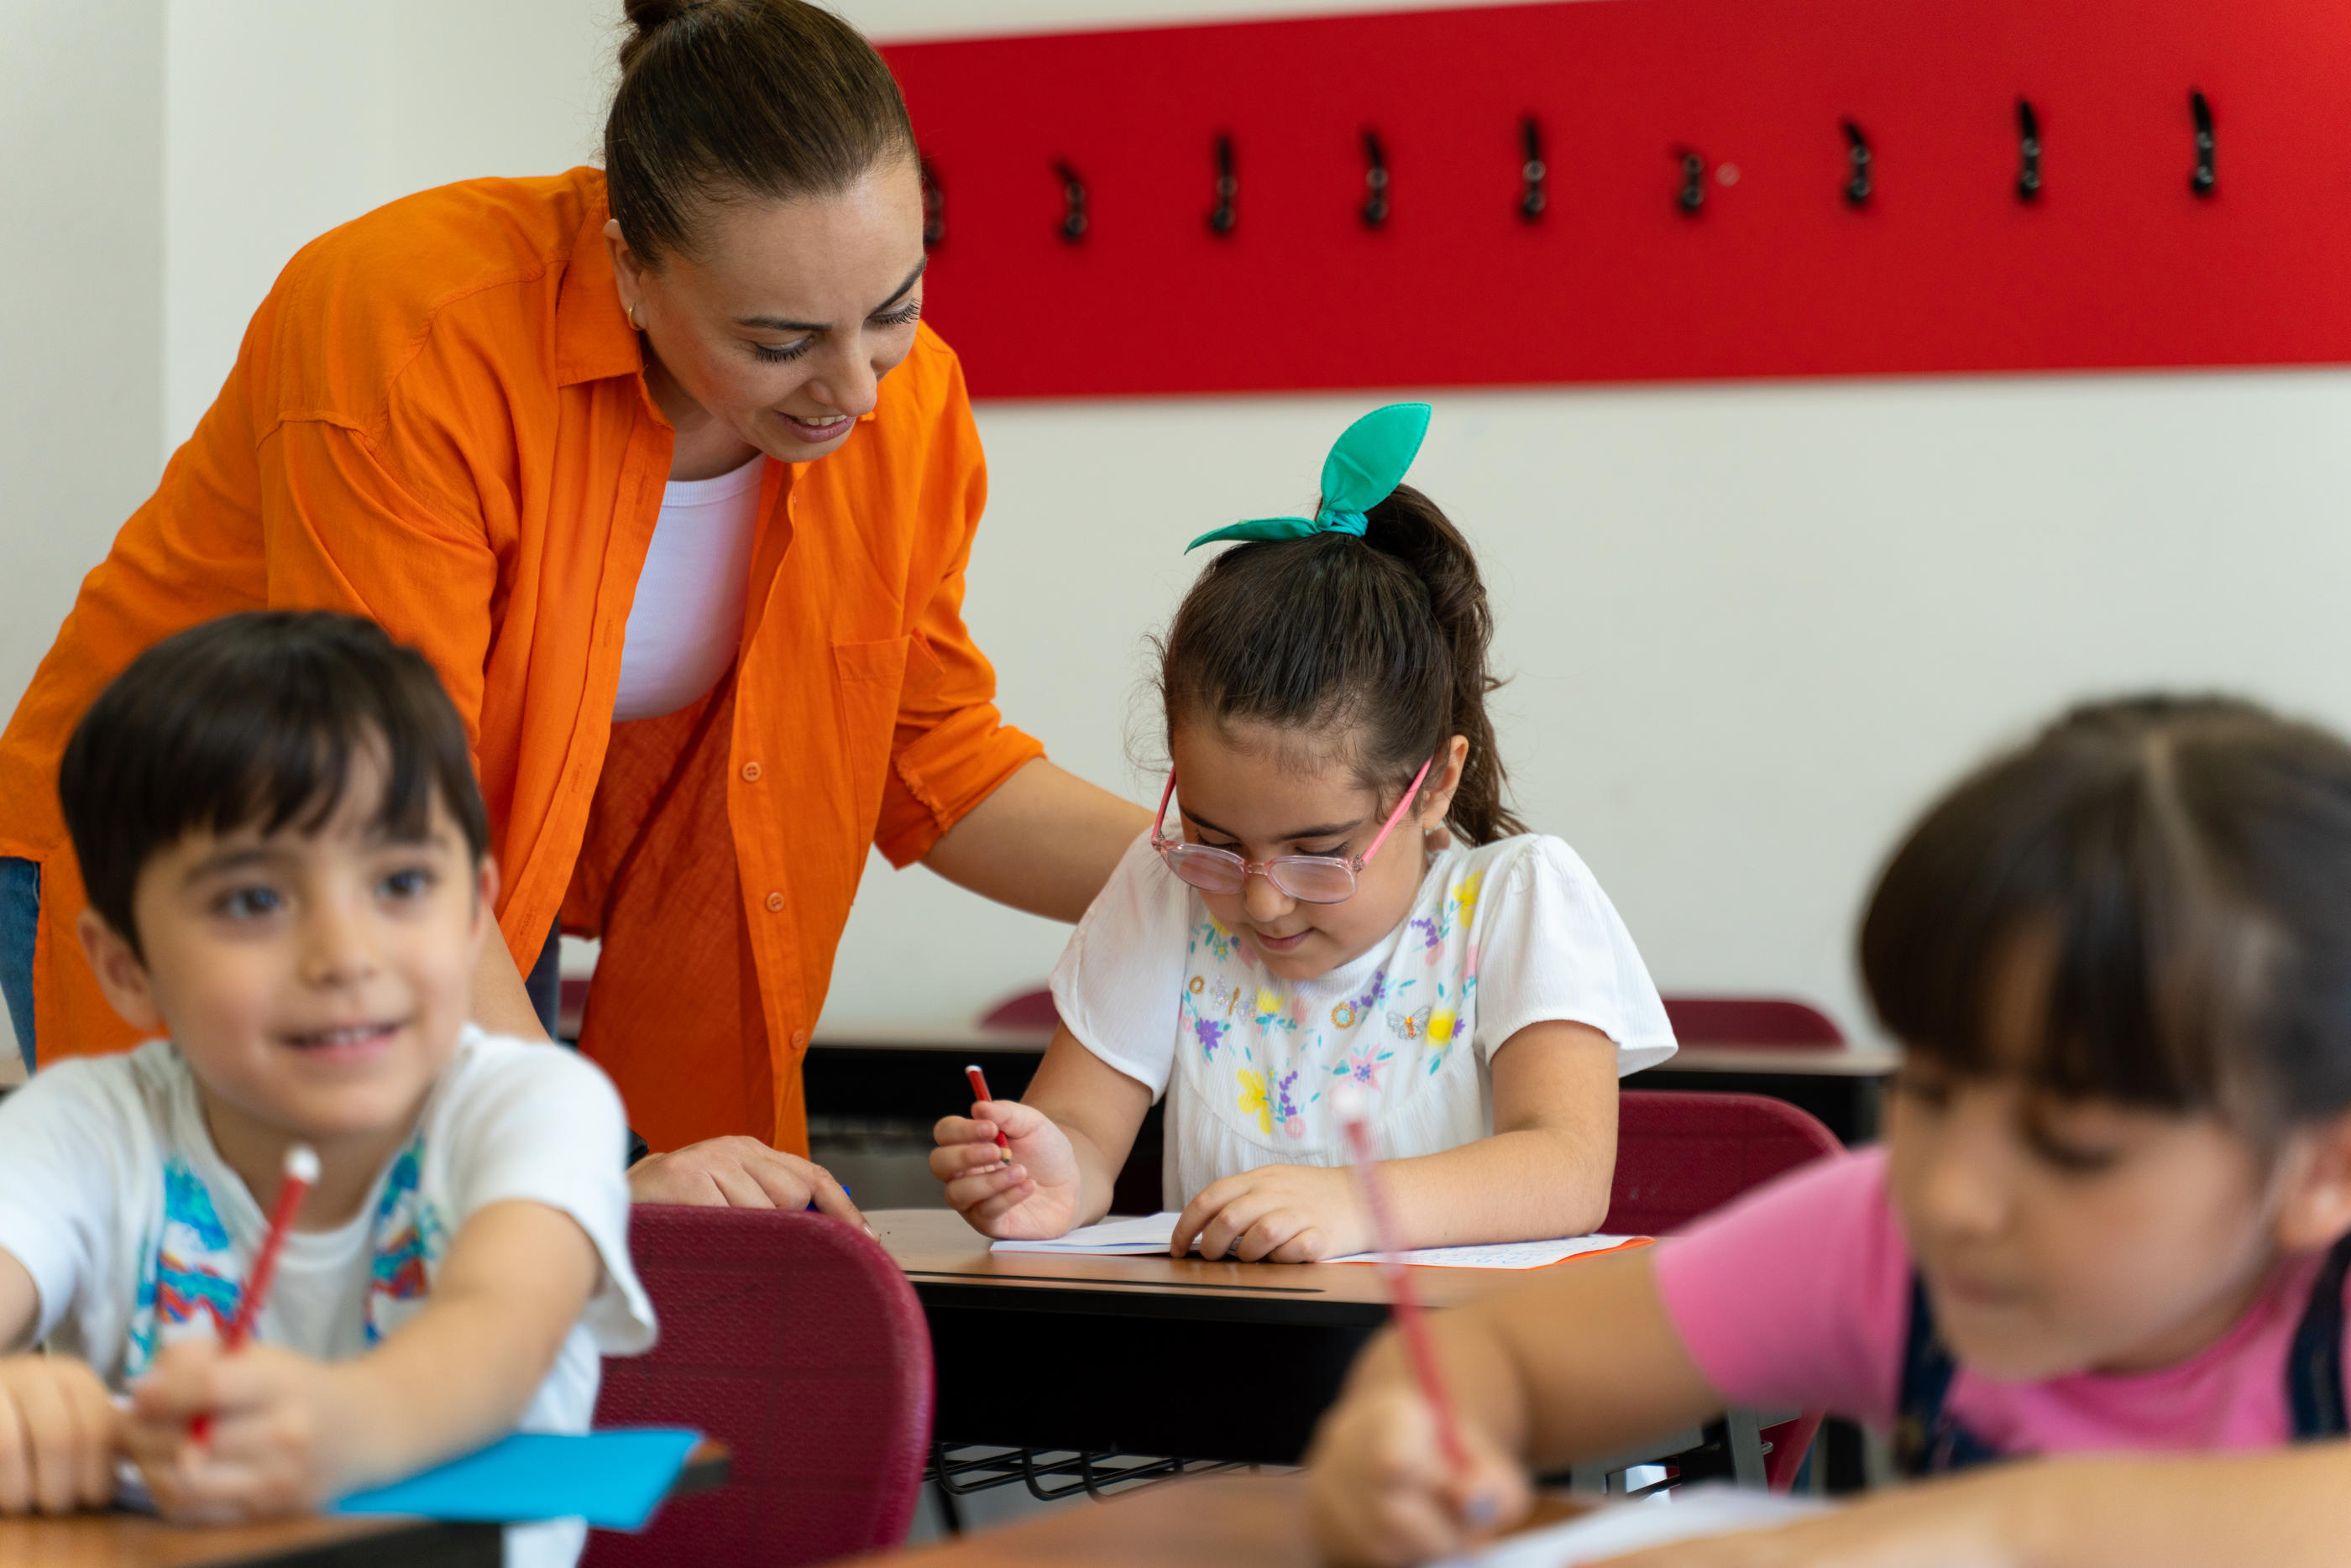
[880,0,2351,398]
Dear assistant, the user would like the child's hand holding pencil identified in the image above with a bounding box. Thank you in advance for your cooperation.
[931,1066,1088,1240]
[1306,1083,1529,1565]
[1306,1377,1532,1566]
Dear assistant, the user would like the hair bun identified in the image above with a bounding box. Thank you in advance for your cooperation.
[620,0,704,69]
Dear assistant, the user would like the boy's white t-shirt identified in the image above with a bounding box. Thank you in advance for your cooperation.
[0,1026,656,1568]
[1052,831,1678,1208]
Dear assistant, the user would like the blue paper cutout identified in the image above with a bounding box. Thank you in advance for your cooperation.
[333,1428,703,1531]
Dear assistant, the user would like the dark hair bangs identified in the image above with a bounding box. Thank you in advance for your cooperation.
[1860,696,2351,1136]
[60,612,490,955]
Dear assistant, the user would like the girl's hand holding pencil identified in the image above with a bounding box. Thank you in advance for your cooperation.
[931,1088,1086,1240]
[1306,1379,1531,1566]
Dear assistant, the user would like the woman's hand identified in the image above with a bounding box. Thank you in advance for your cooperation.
[0,1352,117,1514]
[931,1099,1083,1239]
[628,1136,863,1222]
[120,1341,363,1522]
[1170,1163,1369,1262]
[1306,1382,1531,1566]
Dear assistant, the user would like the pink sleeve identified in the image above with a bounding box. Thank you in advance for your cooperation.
[1649,1146,1914,1428]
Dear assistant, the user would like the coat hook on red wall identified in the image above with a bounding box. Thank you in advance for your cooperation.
[1360,129,1391,228]
[1518,116,1547,222]
[1842,120,1872,206]
[1207,133,1238,236]
[2015,99,2044,201]
[1054,160,1088,243]
[919,155,945,249]
[1676,149,1706,214]
[2189,90,2216,198]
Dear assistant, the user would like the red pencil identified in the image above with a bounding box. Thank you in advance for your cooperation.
[191,1142,318,1443]
[1331,1085,1471,1479]
[965,1063,1011,1155]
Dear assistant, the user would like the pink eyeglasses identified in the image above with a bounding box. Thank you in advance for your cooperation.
[1151,756,1435,905]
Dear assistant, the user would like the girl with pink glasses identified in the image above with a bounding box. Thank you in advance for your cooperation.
[929,405,1675,1261]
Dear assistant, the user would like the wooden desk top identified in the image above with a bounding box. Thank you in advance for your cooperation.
[1644,1043,1901,1077]
[0,1440,731,1568]
[851,1472,1587,1566]
[875,1208,1568,1324]
[0,1512,490,1568]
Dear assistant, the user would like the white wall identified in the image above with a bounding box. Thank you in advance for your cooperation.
[163,0,617,447]
[13,1,2351,1065]
[0,0,165,1076]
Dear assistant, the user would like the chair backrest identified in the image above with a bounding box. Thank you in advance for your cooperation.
[1660,996,1845,1048]
[977,987,1059,1032]
[585,1206,934,1568]
[1605,1090,1842,1236]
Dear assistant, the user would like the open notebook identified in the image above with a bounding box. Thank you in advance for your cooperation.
[1446,1485,1829,1566]
[988,1213,1649,1268]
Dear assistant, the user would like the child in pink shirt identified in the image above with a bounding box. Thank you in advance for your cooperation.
[1306,695,2351,1565]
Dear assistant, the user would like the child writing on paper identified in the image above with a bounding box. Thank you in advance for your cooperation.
[1309,696,2351,1566]
[931,404,1676,1262]
[0,613,654,1567]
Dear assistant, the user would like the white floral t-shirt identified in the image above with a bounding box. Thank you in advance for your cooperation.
[1051,832,1677,1208]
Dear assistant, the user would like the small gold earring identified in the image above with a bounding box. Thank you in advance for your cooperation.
[627,301,642,332]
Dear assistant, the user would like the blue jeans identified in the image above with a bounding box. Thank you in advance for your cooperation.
[1,857,37,1074]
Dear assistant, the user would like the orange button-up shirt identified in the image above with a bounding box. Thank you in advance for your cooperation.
[0,169,1040,1152]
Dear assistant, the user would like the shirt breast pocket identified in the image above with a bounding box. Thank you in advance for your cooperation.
[831,635,910,825]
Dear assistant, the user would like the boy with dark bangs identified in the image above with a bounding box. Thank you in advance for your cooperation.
[0,612,652,1567]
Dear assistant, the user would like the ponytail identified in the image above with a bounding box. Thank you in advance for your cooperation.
[1158,483,1526,844]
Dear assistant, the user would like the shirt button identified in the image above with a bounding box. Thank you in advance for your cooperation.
[741,761,762,782]
[765,891,785,913]
[792,1028,810,1049]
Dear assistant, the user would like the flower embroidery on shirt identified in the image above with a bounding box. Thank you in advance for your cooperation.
[1193,917,1243,963]
[1238,1069,1272,1134]
[1329,967,1390,1032]
[1251,985,1298,1036]
[1335,1044,1395,1090]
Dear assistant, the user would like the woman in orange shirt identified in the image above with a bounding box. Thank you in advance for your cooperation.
[0,0,1147,1206]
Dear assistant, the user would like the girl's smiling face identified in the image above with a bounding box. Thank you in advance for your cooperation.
[1166,720,1466,983]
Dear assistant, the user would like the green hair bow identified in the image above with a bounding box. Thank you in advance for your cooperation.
[1186,402,1433,553]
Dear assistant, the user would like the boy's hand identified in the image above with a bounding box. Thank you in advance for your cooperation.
[1307,1382,1530,1566]
[628,1136,863,1223]
[120,1340,361,1522]
[931,1100,1081,1239]
[0,1353,117,1514]
[1170,1163,1369,1262]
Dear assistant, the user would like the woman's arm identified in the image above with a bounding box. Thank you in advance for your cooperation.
[932,1024,1155,1237]
[922,758,1152,923]
[1170,1021,1621,1261]
[1308,1246,1727,1565]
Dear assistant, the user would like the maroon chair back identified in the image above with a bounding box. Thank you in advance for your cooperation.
[1660,996,1844,1048]
[1606,1090,1841,1492]
[978,987,1060,1032]
[585,1206,934,1567]
[1605,1089,1841,1236]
